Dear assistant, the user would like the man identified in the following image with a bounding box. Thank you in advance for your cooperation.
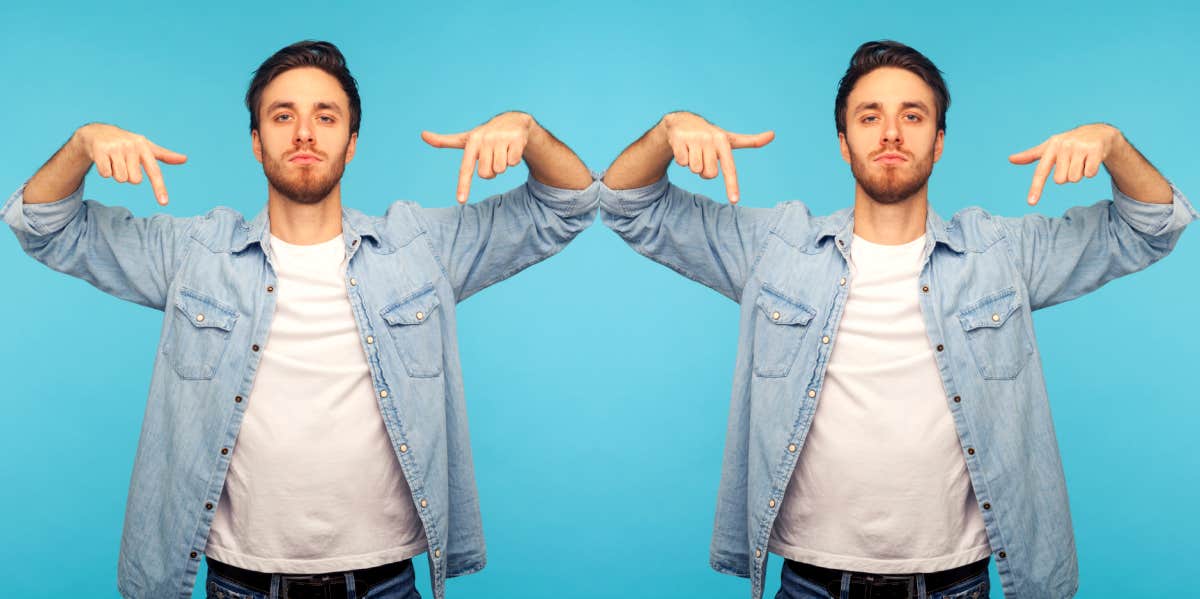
[599,40,1195,599]
[3,40,597,599]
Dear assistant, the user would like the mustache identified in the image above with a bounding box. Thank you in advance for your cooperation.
[285,147,328,160]
[869,147,913,160]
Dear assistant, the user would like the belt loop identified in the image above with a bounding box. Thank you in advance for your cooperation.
[344,571,357,598]
[269,573,281,599]
[839,572,851,599]
[916,573,928,599]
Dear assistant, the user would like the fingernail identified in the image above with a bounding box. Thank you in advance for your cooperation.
[1027,196,1037,205]
[730,195,739,204]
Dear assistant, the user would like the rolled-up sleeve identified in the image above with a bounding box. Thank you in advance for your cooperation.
[2,181,85,236]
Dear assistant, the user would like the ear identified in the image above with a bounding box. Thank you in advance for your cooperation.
[838,132,851,165]
[933,129,945,163]
[251,129,263,164]
[345,132,357,165]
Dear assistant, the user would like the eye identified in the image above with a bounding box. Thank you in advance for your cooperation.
[903,113,921,122]
[318,115,336,124]
[861,115,880,123]
[273,113,293,122]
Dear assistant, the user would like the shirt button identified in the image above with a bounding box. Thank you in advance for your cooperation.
[998,551,1007,559]
[807,390,816,398]
[922,285,930,293]
[350,278,358,286]
[755,549,762,558]
[399,444,409,453]
[771,311,781,321]
[434,549,442,559]
[936,344,944,352]
[821,336,830,344]
[420,498,428,509]
[379,389,389,398]
[195,313,205,322]
[366,335,375,344]
[967,447,976,455]
[991,313,1000,322]
[251,344,260,352]
[234,395,244,403]
[787,444,797,453]
[204,502,213,510]
[416,311,425,321]
[983,502,992,510]
[220,448,229,456]
[190,551,198,559]
[839,277,846,286]
[953,396,961,403]
[768,499,776,508]
[266,285,274,293]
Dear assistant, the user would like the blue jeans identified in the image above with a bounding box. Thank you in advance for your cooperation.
[205,560,422,599]
[776,561,990,599]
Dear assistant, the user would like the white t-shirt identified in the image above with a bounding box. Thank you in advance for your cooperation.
[768,234,991,574]
[206,233,426,574]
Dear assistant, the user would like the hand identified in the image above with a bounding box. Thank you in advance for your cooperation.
[421,112,537,204]
[659,112,774,204]
[1008,123,1123,206]
[72,123,187,206]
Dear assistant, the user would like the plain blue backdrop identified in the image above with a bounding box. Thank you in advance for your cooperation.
[1,2,1197,597]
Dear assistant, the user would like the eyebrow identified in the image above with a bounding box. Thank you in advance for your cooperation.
[264,100,344,114]
[853,100,931,114]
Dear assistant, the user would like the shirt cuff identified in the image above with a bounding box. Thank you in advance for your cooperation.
[598,174,671,217]
[2,180,85,236]
[525,169,601,218]
[1112,180,1197,236]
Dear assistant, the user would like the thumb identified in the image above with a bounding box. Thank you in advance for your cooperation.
[151,144,188,165]
[728,130,775,149]
[421,130,469,149]
[1008,141,1046,165]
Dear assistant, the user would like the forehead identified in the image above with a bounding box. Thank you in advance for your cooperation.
[847,66,936,108]
[260,66,348,109]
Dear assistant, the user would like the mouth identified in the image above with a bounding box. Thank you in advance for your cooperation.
[873,152,908,165]
[288,153,322,164]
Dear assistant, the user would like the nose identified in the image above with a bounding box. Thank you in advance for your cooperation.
[882,116,902,146]
[294,120,314,146]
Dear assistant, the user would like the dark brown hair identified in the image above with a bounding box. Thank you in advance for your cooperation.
[245,40,361,134]
[834,40,949,135]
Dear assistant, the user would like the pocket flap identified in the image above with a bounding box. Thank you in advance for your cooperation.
[959,287,1022,331]
[381,284,442,326]
[174,288,238,331]
[756,284,816,326]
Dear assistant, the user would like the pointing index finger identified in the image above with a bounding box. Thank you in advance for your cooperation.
[141,148,169,205]
[457,135,480,203]
[716,139,739,204]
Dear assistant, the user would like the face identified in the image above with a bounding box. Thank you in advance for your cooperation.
[839,66,944,205]
[252,67,357,205]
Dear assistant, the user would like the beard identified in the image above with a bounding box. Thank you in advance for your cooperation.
[262,145,347,205]
[848,143,935,205]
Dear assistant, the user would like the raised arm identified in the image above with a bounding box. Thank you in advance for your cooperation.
[416,112,599,301]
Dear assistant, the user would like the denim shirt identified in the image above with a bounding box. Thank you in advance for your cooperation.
[3,175,600,599]
[599,176,1195,598]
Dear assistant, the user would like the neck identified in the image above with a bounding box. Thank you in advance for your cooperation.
[266,184,343,245]
[852,183,928,245]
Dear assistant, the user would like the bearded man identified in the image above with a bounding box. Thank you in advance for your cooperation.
[598,40,1194,599]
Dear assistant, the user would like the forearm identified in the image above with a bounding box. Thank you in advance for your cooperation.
[602,119,673,190]
[523,120,592,190]
[24,132,92,205]
[1105,132,1172,204]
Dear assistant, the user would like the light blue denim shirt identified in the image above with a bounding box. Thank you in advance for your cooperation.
[599,176,1195,598]
[3,175,600,599]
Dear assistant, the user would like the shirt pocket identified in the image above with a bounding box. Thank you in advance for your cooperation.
[753,284,817,378]
[957,287,1033,380]
[165,288,238,380]
[381,283,444,378]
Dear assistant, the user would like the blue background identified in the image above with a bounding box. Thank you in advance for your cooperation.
[1,2,1197,597]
